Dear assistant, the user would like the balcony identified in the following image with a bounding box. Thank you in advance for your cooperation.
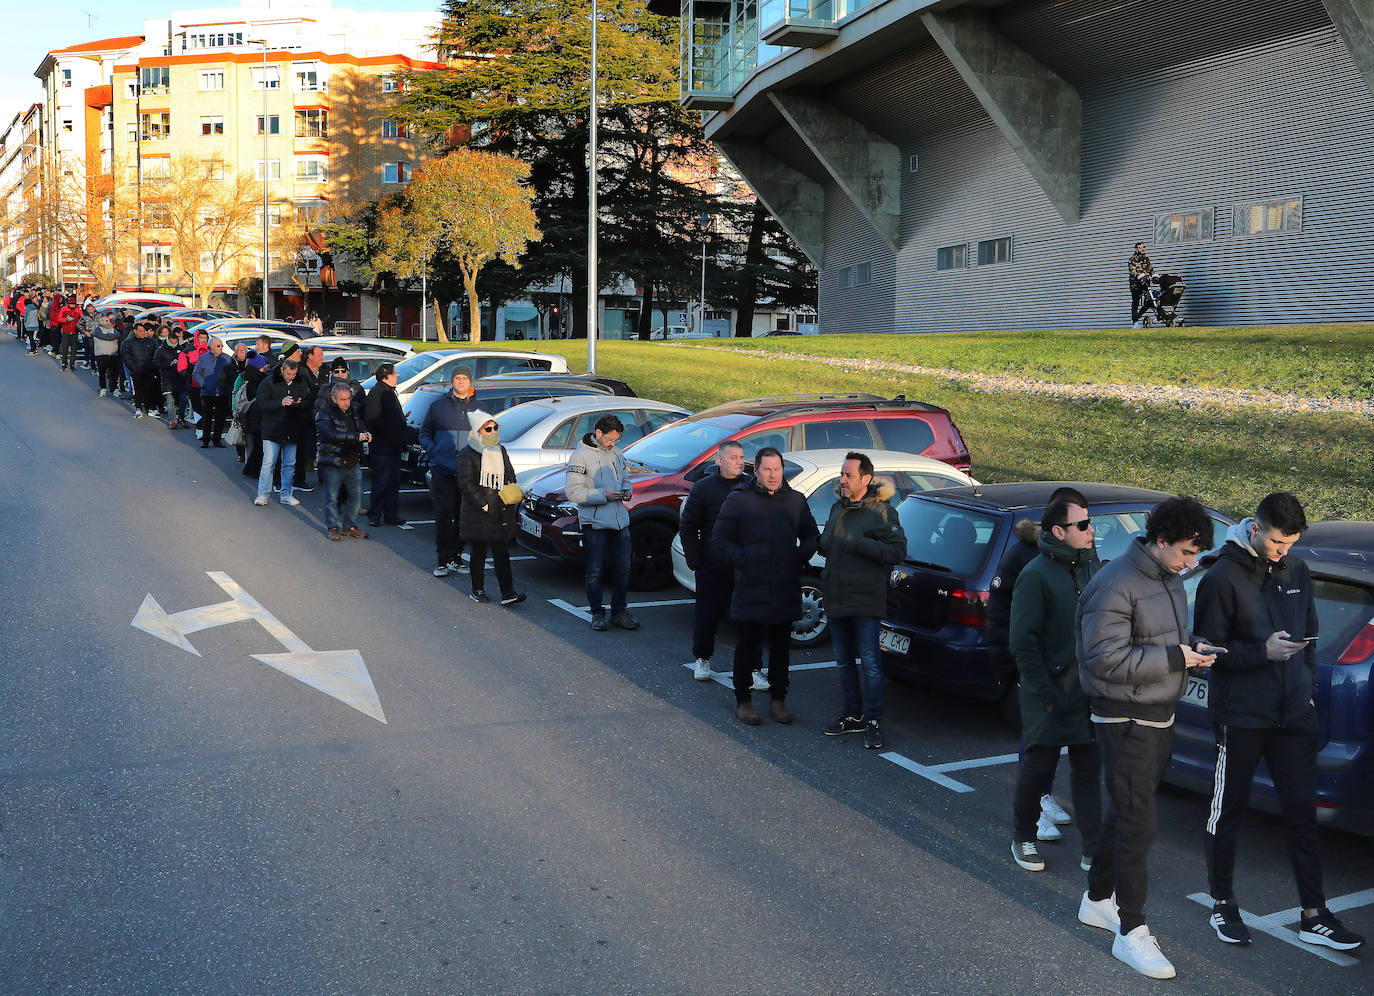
[679,0,735,110]
[759,0,838,47]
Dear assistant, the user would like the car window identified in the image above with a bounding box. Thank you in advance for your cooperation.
[345,359,375,381]
[487,355,551,375]
[421,358,454,384]
[494,403,554,443]
[1309,578,1374,664]
[898,500,1001,576]
[544,417,577,450]
[567,410,644,446]
[736,427,790,459]
[876,417,937,455]
[625,417,740,474]
[1090,511,1151,563]
[906,471,964,492]
[393,354,431,382]
[806,476,840,525]
[644,409,684,433]
[801,420,875,451]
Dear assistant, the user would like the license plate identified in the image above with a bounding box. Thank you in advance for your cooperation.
[1182,674,1209,708]
[879,629,910,655]
[519,514,541,539]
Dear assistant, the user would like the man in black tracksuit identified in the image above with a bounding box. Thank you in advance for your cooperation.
[1194,492,1363,951]
[678,439,749,681]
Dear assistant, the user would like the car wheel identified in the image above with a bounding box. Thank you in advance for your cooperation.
[791,575,827,649]
[629,521,675,591]
[1000,684,1022,732]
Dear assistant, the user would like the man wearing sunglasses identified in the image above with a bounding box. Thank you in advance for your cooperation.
[1010,496,1101,876]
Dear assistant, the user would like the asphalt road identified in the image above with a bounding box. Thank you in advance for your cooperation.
[1,338,1370,994]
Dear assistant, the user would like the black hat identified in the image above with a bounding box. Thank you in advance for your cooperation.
[452,364,474,381]
[330,357,349,373]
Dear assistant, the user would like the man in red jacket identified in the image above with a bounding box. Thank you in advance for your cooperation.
[54,295,81,372]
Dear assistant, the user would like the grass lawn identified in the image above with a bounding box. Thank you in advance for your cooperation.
[403,334,1374,520]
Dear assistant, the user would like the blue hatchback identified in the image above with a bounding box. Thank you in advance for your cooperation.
[1167,521,1374,835]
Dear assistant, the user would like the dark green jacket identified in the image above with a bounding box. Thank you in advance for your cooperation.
[1010,534,1099,747]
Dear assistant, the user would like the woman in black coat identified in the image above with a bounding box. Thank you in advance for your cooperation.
[455,409,525,607]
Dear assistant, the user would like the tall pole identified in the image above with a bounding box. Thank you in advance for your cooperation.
[136,75,143,290]
[699,238,706,336]
[260,43,270,319]
[587,0,598,374]
[420,266,427,342]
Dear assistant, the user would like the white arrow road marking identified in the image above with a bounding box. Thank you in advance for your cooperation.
[131,571,386,723]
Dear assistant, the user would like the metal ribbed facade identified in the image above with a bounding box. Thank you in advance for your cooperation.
[802,1,1374,332]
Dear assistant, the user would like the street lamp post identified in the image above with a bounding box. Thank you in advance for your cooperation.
[697,212,710,337]
[587,0,598,373]
[249,39,270,319]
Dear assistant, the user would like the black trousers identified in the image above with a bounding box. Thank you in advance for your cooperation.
[201,395,229,442]
[95,354,121,390]
[430,471,463,565]
[134,368,161,412]
[1205,713,1324,910]
[692,563,734,661]
[1130,279,1150,322]
[59,333,78,368]
[733,620,791,704]
[1014,738,1103,857]
[1087,721,1174,934]
[468,541,513,597]
[368,451,402,524]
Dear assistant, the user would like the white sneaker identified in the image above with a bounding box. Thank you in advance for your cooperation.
[1036,812,1063,841]
[750,670,770,691]
[253,496,269,506]
[1078,891,1121,932]
[1041,794,1072,825]
[692,658,712,681]
[1112,924,1176,980]
[99,388,107,397]
[280,495,301,507]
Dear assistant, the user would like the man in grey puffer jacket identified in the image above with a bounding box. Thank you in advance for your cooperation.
[1073,496,1217,981]
[566,414,638,632]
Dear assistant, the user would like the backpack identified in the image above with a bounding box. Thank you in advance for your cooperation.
[232,377,252,419]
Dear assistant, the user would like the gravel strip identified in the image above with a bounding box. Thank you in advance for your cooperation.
[701,348,1374,416]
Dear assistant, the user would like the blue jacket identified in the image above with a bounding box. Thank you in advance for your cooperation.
[418,390,482,474]
[192,351,235,397]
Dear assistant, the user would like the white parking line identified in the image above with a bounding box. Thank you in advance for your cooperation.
[680,659,839,688]
[1185,891,1370,966]
[879,748,1063,792]
[548,597,695,622]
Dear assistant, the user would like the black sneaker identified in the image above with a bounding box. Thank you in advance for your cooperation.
[470,590,490,604]
[1011,839,1045,872]
[1210,903,1251,945]
[822,715,866,737]
[1299,909,1364,950]
[862,720,884,750]
[500,592,527,606]
[610,610,640,630]
[590,612,608,632]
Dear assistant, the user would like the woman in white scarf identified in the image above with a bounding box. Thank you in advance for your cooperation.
[455,409,526,605]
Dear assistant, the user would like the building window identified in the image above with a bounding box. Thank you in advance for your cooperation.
[836,267,851,289]
[198,70,225,91]
[255,159,282,181]
[937,244,968,271]
[382,76,401,93]
[200,159,227,181]
[295,157,327,183]
[1233,196,1302,237]
[257,203,283,227]
[62,119,73,133]
[293,64,326,92]
[140,112,171,141]
[126,122,138,144]
[976,236,1012,265]
[256,114,280,135]
[294,109,328,138]
[381,119,408,139]
[296,252,321,274]
[382,161,410,184]
[200,115,224,136]
[141,158,169,180]
[61,69,72,88]
[854,261,872,286]
[140,66,170,94]
[1154,208,1213,245]
[294,198,326,224]
[186,31,244,50]
[143,246,172,273]
[252,66,280,90]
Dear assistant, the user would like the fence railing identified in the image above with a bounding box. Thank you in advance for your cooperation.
[378,321,398,338]
[331,320,362,335]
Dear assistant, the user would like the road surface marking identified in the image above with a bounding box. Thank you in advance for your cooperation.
[1185,892,1365,966]
[549,597,694,622]
[680,660,838,688]
[131,571,386,723]
[878,749,1059,792]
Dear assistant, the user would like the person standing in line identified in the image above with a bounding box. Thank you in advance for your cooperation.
[566,414,639,633]
[22,294,39,354]
[713,446,819,726]
[153,327,189,427]
[1195,491,1363,951]
[819,452,907,749]
[178,330,210,433]
[241,341,273,477]
[420,365,481,578]
[294,345,325,491]
[78,302,98,370]
[363,362,407,527]
[37,290,51,353]
[457,409,526,606]
[92,314,123,396]
[55,294,80,372]
[222,342,253,460]
[253,358,311,507]
[1009,493,1102,875]
[1075,496,1217,980]
[192,337,233,447]
[119,323,161,418]
[679,440,751,682]
[315,381,371,541]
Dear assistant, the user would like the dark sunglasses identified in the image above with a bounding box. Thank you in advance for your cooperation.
[479,425,498,433]
[1059,518,1093,532]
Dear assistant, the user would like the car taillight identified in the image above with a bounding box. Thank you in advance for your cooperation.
[948,588,989,627]
[1337,619,1374,664]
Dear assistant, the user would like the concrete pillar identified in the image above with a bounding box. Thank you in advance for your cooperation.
[921,9,1082,224]
[717,140,826,267]
[768,92,901,250]
[1323,0,1374,97]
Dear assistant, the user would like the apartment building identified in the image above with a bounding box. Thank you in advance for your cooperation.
[0,105,46,286]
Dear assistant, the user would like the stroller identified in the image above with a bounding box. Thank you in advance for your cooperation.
[1138,273,1187,327]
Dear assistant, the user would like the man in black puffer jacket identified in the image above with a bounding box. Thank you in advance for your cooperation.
[678,439,749,681]
[1194,492,1362,951]
[314,380,372,541]
[712,446,819,727]
[364,362,408,527]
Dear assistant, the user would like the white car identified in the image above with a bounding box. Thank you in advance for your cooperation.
[496,396,691,485]
[308,335,414,357]
[670,449,976,647]
[362,348,571,402]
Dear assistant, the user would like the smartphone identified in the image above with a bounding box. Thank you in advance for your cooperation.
[1300,636,1319,643]
[1196,643,1228,656]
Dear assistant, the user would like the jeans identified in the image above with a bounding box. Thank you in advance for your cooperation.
[321,463,363,530]
[469,541,514,597]
[691,563,734,661]
[163,391,188,421]
[1014,738,1102,857]
[733,621,792,703]
[583,526,630,617]
[258,439,297,501]
[430,471,463,565]
[368,451,402,524]
[830,615,884,723]
[1087,721,1175,934]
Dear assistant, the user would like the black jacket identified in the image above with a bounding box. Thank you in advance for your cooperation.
[363,383,408,455]
[818,480,907,619]
[987,520,1041,648]
[222,358,250,399]
[677,469,750,572]
[119,334,158,372]
[712,477,819,624]
[315,401,366,469]
[255,372,312,444]
[457,442,519,544]
[1194,530,1319,729]
[153,341,186,394]
[316,376,366,412]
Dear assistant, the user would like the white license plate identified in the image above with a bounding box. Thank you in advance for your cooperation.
[519,514,542,539]
[879,629,910,655]
[1182,674,1209,708]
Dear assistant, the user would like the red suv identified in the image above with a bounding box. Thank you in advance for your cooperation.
[517,394,971,589]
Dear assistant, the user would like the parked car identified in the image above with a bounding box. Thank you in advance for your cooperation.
[319,350,406,383]
[878,482,1234,724]
[211,329,307,357]
[191,318,321,339]
[1166,520,1374,834]
[308,335,414,357]
[669,449,974,647]
[517,393,973,590]
[95,291,187,310]
[360,348,571,403]
[495,396,691,484]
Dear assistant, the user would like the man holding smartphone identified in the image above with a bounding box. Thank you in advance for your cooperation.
[1194,492,1362,951]
[566,414,639,632]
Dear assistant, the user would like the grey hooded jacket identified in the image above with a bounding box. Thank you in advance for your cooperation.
[1076,536,1197,723]
[565,432,631,531]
